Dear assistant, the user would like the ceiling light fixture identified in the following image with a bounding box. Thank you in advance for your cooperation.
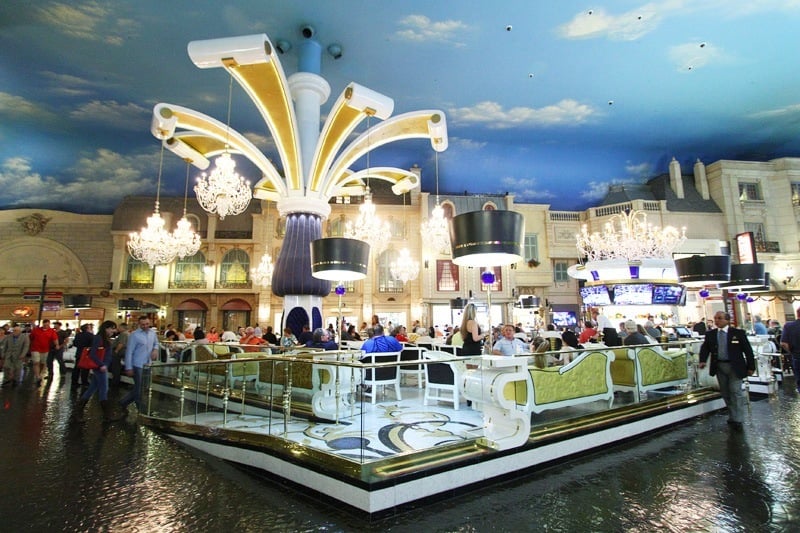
[391,193,419,284]
[172,161,202,259]
[127,146,178,268]
[569,209,686,282]
[345,115,389,255]
[251,201,275,287]
[194,73,251,219]
[420,147,451,254]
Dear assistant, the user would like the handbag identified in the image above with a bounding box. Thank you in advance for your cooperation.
[77,346,104,370]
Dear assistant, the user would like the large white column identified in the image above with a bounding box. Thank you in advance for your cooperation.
[287,73,330,186]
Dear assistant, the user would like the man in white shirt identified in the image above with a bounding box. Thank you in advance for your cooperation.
[492,325,528,356]
[119,315,159,413]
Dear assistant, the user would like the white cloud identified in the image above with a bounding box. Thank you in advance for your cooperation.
[669,41,723,72]
[395,15,469,46]
[69,100,150,130]
[625,161,652,177]
[36,1,137,45]
[0,150,156,209]
[451,137,487,150]
[449,99,597,128]
[500,176,555,201]
[749,103,800,119]
[41,71,97,97]
[0,92,56,122]
[580,178,640,201]
[243,132,274,151]
[558,5,665,41]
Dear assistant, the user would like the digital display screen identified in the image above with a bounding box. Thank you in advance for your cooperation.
[613,284,653,305]
[579,285,612,306]
[652,284,685,305]
[552,311,577,327]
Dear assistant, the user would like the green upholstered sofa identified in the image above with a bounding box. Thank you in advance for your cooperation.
[610,346,689,401]
[506,349,616,414]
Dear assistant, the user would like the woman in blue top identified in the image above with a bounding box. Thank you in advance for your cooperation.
[74,320,123,422]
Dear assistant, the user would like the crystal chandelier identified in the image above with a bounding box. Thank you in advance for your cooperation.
[343,118,390,255]
[251,201,275,287]
[251,251,275,287]
[195,152,251,219]
[391,248,419,283]
[345,188,390,255]
[127,146,178,268]
[576,209,685,262]
[391,192,419,283]
[172,162,202,259]
[420,151,450,253]
[194,74,251,219]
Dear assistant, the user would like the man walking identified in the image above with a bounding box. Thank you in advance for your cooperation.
[1,325,29,386]
[30,319,59,386]
[780,307,800,394]
[119,316,159,413]
[699,311,755,431]
[47,321,69,380]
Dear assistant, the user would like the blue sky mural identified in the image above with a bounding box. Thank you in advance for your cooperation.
[1,1,799,213]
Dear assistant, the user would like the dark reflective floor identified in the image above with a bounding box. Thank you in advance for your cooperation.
[2,367,799,532]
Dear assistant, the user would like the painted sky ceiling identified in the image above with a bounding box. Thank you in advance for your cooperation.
[1,1,799,214]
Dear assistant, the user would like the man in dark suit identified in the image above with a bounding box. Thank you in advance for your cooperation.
[699,311,755,431]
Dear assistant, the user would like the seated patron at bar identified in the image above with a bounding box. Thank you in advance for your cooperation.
[361,324,402,353]
[306,328,338,350]
[492,325,528,355]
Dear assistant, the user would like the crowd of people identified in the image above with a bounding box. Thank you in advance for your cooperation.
[3,306,797,429]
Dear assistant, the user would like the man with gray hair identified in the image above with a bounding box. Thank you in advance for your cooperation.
[1,325,29,387]
[305,328,338,350]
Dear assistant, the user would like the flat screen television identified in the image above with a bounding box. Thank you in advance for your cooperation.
[579,285,612,306]
[552,311,577,328]
[652,284,685,305]
[613,283,653,305]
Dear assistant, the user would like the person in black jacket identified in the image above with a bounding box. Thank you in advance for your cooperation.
[70,323,94,389]
[699,311,755,431]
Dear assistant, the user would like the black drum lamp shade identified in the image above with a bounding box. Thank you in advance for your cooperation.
[674,255,731,287]
[310,237,370,281]
[719,262,766,290]
[449,210,525,267]
[450,297,467,309]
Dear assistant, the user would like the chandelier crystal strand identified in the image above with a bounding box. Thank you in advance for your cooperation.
[172,162,202,259]
[420,151,450,253]
[194,73,251,219]
[391,193,419,283]
[575,209,685,262]
[251,201,275,287]
[127,146,179,268]
[344,115,389,255]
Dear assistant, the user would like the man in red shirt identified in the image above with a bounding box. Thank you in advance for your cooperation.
[29,319,59,386]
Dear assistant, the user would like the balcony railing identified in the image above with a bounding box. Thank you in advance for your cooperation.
[168,280,207,289]
[755,241,780,253]
[118,280,154,290]
[215,281,252,290]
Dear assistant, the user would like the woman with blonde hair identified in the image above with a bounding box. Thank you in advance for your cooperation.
[460,303,483,356]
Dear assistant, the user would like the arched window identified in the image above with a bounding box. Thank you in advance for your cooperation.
[377,249,403,293]
[388,216,404,239]
[121,256,154,289]
[441,201,455,220]
[483,202,497,211]
[329,214,346,237]
[172,251,206,289]
[219,249,251,289]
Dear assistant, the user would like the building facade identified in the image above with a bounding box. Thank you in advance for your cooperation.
[1,157,799,333]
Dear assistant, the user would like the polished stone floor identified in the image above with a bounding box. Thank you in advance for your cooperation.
[1,365,799,531]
